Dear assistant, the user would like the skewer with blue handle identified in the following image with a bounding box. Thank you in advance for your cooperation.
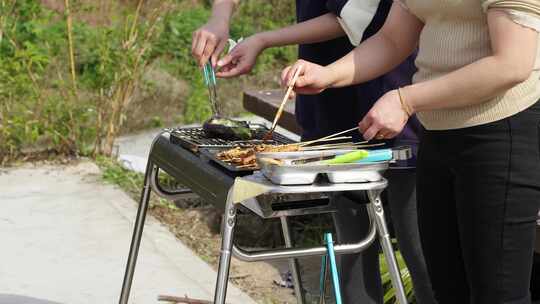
[325,233,342,304]
[356,148,393,163]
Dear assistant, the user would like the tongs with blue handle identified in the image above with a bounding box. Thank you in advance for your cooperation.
[318,233,342,304]
[203,62,220,116]
[289,146,412,165]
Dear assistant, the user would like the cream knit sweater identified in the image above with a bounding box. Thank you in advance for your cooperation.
[399,0,540,130]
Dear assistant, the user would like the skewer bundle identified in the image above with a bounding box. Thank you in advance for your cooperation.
[217,126,381,169]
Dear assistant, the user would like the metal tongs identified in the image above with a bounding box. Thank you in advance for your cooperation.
[203,62,220,116]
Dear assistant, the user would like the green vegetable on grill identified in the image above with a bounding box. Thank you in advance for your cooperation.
[203,117,254,140]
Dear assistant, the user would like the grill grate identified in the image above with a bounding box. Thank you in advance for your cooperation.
[169,125,294,152]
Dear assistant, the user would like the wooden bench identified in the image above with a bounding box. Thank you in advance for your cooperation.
[243,89,302,135]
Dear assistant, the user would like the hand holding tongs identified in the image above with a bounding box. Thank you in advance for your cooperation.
[203,62,220,116]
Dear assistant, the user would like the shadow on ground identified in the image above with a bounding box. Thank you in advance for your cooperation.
[0,295,63,304]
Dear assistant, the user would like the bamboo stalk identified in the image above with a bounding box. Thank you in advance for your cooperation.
[64,0,78,97]
[130,0,144,39]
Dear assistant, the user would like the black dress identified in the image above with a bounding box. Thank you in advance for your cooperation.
[293,1,434,303]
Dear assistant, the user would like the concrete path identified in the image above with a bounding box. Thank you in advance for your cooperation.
[0,162,256,304]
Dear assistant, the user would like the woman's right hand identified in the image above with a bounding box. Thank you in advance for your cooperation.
[281,60,335,97]
[215,35,266,78]
[192,18,230,67]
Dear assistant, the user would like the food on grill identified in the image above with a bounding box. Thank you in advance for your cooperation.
[216,144,300,168]
[203,117,253,140]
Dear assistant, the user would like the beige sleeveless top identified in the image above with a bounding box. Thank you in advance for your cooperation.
[397,0,540,130]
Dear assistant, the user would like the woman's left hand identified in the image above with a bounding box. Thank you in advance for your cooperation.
[359,89,411,141]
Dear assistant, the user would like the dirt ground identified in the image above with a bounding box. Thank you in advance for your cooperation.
[148,202,299,304]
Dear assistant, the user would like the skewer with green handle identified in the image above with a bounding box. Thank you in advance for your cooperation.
[322,150,369,165]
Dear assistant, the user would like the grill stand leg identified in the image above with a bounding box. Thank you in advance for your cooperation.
[280,216,305,304]
[367,190,407,304]
[214,190,237,304]
[119,163,154,304]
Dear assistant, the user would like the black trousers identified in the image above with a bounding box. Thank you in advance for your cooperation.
[532,252,540,303]
[333,169,436,304]
[417,102,540,304]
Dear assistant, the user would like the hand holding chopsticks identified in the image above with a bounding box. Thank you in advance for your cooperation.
[264,65,304,140]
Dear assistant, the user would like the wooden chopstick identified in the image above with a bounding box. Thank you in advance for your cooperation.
[267,65,303,135]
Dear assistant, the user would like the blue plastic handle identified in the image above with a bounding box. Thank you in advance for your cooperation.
[203,62,217,86]
[356,148,393,163]
[203,63,210,85]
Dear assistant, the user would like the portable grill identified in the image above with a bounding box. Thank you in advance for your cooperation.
[169,124,296,172]
[118,129,409,304]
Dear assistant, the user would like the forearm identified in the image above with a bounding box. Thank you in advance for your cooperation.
[257,13,344,48]
[210,0,239,25]
[324,3,422,88]
[404,56,535,112]
[326,32,415,87]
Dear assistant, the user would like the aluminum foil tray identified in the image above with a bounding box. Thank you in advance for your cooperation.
[256,151,389,186]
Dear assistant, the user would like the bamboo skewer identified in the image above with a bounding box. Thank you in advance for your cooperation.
[299,136,352,146]
[298,126,360,147]
[300,143,385,151]
[301,142,379,149]
[264,65,303,140]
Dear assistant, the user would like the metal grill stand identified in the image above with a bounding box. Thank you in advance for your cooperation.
[117,132,408,304]
[214,174,407,304]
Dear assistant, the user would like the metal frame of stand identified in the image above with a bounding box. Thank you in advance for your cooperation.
[212,174,407,304]
[117,135,407,304]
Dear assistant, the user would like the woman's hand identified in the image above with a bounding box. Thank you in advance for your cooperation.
[192,18,230,67]
[358,89,411,141]
[281,59,335,97]
[215,35,266,78]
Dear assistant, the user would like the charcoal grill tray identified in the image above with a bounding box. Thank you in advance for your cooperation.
[169,124,294,152]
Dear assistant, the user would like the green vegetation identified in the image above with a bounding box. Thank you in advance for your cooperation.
[381,246,416,303]
[0,0,296,162]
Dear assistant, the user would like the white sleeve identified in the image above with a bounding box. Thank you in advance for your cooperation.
[337,0,382,46]
[482,0,540,32]
[504,9,540,32]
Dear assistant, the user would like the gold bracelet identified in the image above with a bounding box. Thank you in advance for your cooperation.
[397,87,413,117]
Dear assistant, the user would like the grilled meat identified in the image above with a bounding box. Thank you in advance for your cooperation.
[216,144,300,168]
